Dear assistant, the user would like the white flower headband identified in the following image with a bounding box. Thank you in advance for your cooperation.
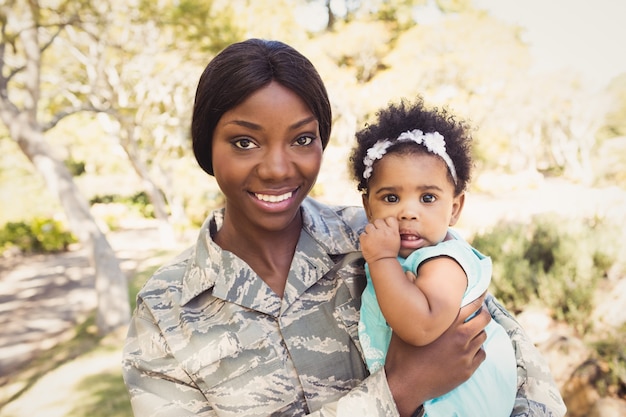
[362,129,458,184]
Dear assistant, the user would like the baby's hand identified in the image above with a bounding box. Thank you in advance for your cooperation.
[360,217,401,263]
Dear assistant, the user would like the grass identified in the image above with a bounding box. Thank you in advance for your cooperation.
[72,372,133,417]
[0,248,174,417]
[1,316,102,407]
[0,315,134,417]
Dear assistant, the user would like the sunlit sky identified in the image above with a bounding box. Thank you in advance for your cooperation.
[474,0,626,91]
[296,0,626,92]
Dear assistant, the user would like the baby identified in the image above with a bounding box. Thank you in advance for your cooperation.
[350,98,517,416]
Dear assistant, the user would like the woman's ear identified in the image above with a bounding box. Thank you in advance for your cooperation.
[449,192,465,226]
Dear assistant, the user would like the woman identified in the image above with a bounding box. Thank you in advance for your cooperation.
[122,38,566,417]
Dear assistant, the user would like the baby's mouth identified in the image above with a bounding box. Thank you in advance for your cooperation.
[400,232,420,241]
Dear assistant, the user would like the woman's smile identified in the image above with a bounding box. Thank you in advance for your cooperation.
[254,190,295,203]
[250,188,300,213]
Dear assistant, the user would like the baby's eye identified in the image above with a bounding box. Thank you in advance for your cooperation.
[294,135,315,146]
[421,194,436,203]
[383,194,399,203]
[233,138,258,149]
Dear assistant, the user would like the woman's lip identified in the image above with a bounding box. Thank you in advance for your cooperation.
[254,190,294,203]
[249,188,300,211]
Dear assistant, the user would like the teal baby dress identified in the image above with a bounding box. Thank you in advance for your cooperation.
[359,229,517,417]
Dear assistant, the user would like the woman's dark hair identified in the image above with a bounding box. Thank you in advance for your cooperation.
[191,38,332,176]
[349,97,473,196]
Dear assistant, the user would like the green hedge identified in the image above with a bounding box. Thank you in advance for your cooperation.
[471,213,618,334]
[0,217,77,254]
[89,191,157,218]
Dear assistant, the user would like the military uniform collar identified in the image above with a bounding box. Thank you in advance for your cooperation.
[180,197,362,307]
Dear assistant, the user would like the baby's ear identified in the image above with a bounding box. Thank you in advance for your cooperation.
[361,193,372,219]
[449,192,465,226]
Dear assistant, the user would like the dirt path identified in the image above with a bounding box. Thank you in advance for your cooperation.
[0,220,184,394]
[0,248,94,377]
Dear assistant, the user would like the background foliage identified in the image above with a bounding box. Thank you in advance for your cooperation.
[471,214,619,334]
[2,0,625,227]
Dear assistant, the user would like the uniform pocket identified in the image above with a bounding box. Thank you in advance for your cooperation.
[191,320,282,388]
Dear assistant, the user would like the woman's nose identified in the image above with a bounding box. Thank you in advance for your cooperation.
[258,146,291,179]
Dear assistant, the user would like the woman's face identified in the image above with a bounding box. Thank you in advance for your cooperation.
[211,81,323,234]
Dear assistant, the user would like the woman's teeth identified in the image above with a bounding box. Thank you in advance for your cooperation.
[255,191,293,203]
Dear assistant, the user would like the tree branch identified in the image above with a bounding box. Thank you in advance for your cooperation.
[39,22,65,54]
[43,104,111,131]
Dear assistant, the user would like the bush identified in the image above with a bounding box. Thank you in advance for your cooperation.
[591,325,626,397]
[64,157,86,176]
[471,213,617,333]
[0,217,77,254]
[89,191,158,218]
[591,325,626,398]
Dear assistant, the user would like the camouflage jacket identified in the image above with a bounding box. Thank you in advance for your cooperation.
[122,197,566,417]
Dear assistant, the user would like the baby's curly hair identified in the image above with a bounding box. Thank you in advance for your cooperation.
[349,97,473,196]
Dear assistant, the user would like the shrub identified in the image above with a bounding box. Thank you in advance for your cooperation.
[89,191,159,218]
[590,325,626,397]
[0,217,77,254]
[64,158,86,176]
[471,213,617,333]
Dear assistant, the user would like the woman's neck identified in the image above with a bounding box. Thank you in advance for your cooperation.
[214,211,303,297]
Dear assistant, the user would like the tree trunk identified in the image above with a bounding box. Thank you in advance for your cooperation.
[129,153,177,247]
[2,110,130,335]
[119,121,177,246]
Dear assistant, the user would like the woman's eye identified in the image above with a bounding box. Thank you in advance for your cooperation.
[294,135,314,146]
[421,194,436,203]
[233,138,258,149]
[383,194,399,203]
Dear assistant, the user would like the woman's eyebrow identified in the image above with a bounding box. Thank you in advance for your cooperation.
[289,116,317,130]
[224,119,261,130]
[224,116,317,131]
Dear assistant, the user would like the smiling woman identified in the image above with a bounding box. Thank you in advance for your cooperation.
[121,38,566,417]
[210,81,323,296]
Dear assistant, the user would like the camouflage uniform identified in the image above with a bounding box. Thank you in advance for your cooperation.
[122,197,566,417]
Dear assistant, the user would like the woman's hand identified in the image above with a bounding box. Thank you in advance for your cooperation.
[384,292,489,417]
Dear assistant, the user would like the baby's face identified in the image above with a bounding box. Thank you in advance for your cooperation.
[362,152,463,258]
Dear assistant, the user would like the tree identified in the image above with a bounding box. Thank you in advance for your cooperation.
[0,0,129,334]
[541,85,611,184]
[58,5,191,239]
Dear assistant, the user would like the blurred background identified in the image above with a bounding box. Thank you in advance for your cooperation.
[1,0,626,416]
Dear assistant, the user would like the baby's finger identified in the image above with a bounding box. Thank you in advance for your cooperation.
[372,218,388,229]
[384,217,398,229]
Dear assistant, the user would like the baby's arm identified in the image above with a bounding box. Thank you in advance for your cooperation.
[361,217,466,346]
